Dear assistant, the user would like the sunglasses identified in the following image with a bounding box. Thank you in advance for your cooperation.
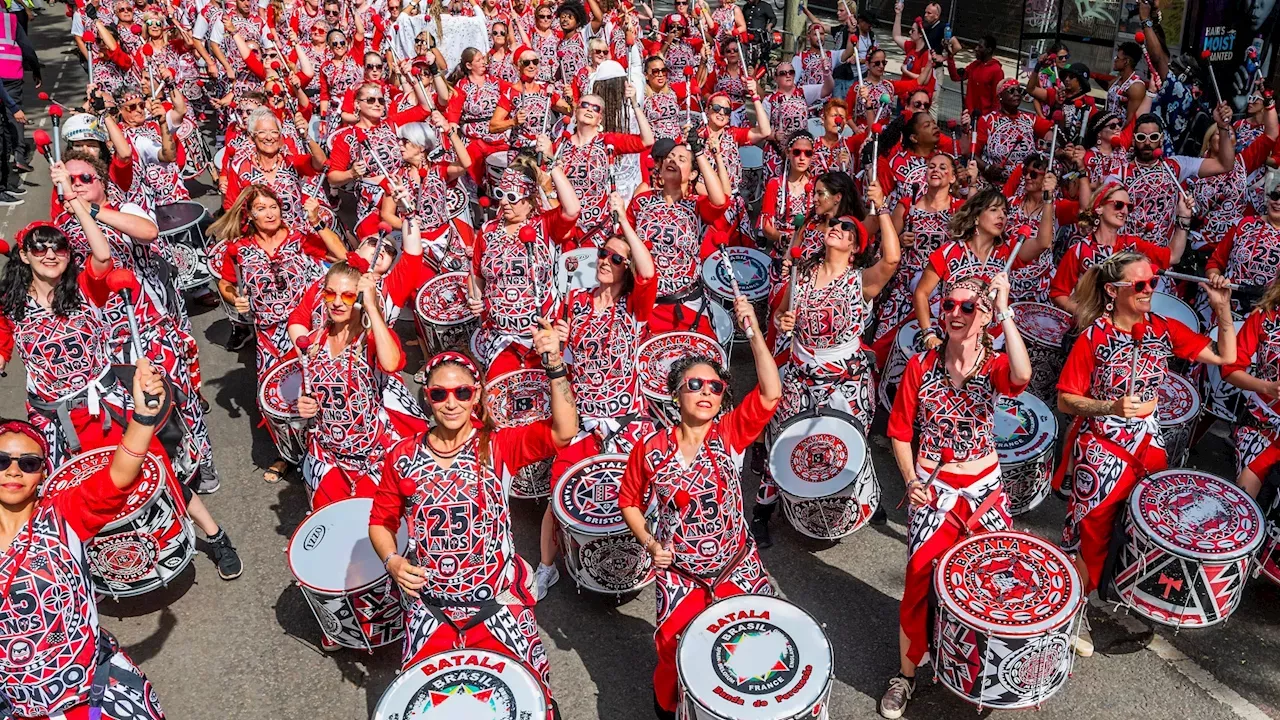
[869,59,887,67]
[122,101,144,111]
[579,100,603,113]
[597,247,628,265]
[592,48,609,55]
[775,68,795,76]
[329,39,347,47]
[681,377,726,395]
[415,38,431,44]
[427,384,478,403]
[0,452,44,474]
[827,218,858,232]
[360,95,386,104]
[1102,122,1122,131]
[1111,279,1153,293]
[144,19,163,25]
[321,289,359,305]
[520,58,541,67]
[1267,189,1280,202]
[941,298,978,315]
[791,148,813,157]
[1134,132,1163,143]
[708,103,731,115]
[911,101,932,110]
[324,9,340,15]
[365,63,384,70]
[648,66,667,75]
[1110,200,1133,211]
[1025,170,1044,180]
[492,29,505,35]
[498,189,527,204]
[25,242,70,258]
[537,12,554,18]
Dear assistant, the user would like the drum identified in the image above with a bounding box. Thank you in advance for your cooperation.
[485,369,554,499]
[676,594,834,720]
[156,201,213,291]
[413,272,479,357]
[43,447,195,598]
[258,358,308,466]
[768,408,879,540]
[994,392,1058,516]
[552,454,656,596]
[1199,321,1246,423]
[205,239,251,325]
[1011,303,1072,404]
[1114,470,1264,627]
[373,648,548,720]
[555,246,600,297]
[738,144,764,205]
[707,301,735,363]
[447,185,472,228]
[287,498,409,650]
[877,320,922,412]
[701,247,772,343]
[636,332,728,427]
[1255,491,1280,587]
[1152,292,1200,375]
[1158,372,1201,467]
[933,531,1083,709]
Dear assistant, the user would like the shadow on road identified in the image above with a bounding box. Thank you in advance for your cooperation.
[98,563,197,619]
[120,608,179,666]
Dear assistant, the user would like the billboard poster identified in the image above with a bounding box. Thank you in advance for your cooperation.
[1192,0,1277,109]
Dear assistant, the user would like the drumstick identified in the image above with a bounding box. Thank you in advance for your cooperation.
[605,143,620,226]
[786,245,802,313]
[1200,50,1223,104]
[518,225,552,364]
[716,242,755,339]
[988,226,1031,299]
[1151,148,1194,208]
[105,270,161,409]
[1077,101,1091,145]
[897,446,953,508]
[778,156,789,225]
[1158,270,1239,290]
[1127,320,1146,397]
[294,333,313,395]
[1046,124,1058,178]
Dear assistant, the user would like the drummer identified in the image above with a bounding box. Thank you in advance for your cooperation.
[751,182,900,548]
[1049,182,1188,316]
[759,131,816,250]
[1056,251,1236,656]
[0,361,170,720]
[368,327,578,713]
[619,294,782,720]
[881,272,1030,719]
[1203,187,1280,322]
[1223,278,1280,498]
[466,152,581,377]
[533,194,658,599]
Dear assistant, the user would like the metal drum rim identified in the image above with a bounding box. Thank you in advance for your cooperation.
[414,271,477,327]
[258,357,303,420]
[551,453,633,536]
[635,331,728,400]
[46,446,168,531]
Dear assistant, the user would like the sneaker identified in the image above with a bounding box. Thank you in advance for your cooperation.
[206,529,243,580]
[4,184,26,196]
[12,160,32,174]
[750,515,773,549]
[533,563,559,601]
[1073,616,1094,657]
[0,192,23,206]
[194,463,220,495]
[225,324,252,351]
[878,675,915,719]
[869,505,888,526]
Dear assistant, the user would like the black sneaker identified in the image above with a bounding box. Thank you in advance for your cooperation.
[12,160,32,174]
[749,443,766,476]
[870,505,887,526]
[206,529,243,580]
[4,184,26,196]
[750,503,775,549]
[225,324,252,351]
[194,462,220,495]
[0,192,23,206]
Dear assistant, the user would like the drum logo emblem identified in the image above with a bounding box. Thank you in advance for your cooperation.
[303,525,326,551]
[976,556,1039,604]
[711,620,800,695]
[401,667,521,719]
[1167,490,1229,535]
[580,535,651,591]
[92,532,161,583]
[790,434,848,484]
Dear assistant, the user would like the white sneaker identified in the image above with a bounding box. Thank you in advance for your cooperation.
[533,563,560,601]
[1073,616,1094,657]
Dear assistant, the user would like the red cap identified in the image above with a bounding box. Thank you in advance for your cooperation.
[519,226,537,243]
[105,268,142,296]
[1134,31,1145,43]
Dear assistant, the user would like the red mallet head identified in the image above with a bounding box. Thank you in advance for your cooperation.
[417,166,429,179]
[294,334,313,353]
[1247,46,1259,60]
[161,101,173,112]
[32,128,51,150]
[270,60,282,70]
[945,119,958,130]
[64,4,72,16]
[105,268,142,297]
[141,43,154,56]
[1131,321,1147,343]
[1134,31,1145,44]
[0,237,9,255]
[48,105,64,119]
[376,221,392,235]
[1152,147,1164,158]
[37,92,48,101]
[914,15,922,25]
[519,226,537,244]
[1052,110,1065,123]
[674,488,692,510]
[130,23,142,34]
[872,122,884,134]
[1073,97,1083,108]
[1201,49,1211,60]
[82,31,96,44]
[940,446,955,465]
[789,246,802,260]
[478,195,492,208]
[196,79,205,87]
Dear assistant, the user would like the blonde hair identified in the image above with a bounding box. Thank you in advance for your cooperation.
[1072,250,1148,328]
[1257,276,1280,314]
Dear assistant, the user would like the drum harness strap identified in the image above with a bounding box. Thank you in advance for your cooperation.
[414,559,533,649]
[654,281,709,331]
[665,539,753,602]
[27,371,116,455]
[1091,431,1154,604]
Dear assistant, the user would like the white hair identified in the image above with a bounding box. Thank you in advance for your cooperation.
[247,108,281,135]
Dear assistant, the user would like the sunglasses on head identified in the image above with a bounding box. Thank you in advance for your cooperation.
[708,103,731,115]
[321,289,359,305]
[427,384,478,403]
[578,100,603,113]
[791,148,813,157]
[1110,279,1153,293]
[941,298,978,315]
[681,377,726,395]
[0,452,44,474]
[1134,131,1163,143]
[597,247,628,265]
[520,57,541,67]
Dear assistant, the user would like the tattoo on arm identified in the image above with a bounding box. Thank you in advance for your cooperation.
[1063,395,1113,417]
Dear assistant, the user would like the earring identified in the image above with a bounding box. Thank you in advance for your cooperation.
[671,396,678,406]
[1105,300,1114,312]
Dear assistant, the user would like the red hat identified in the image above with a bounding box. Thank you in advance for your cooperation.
[997,78,1021,95]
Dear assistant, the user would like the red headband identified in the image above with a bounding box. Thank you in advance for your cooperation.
[425,351,479,379]
[0,420,51,463]
[345,251,371,273]
[15,221,58,250]
[1091,180,1125,214]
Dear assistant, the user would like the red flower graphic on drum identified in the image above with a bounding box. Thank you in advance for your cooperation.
[789,434,848,484]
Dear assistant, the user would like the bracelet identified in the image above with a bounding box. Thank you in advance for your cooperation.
[1175,217,1191,230]
[117,443,148,459]
[131,410,161,426]
[544,363,569,380]
[995,308,1015,323]
[383,553,400,569]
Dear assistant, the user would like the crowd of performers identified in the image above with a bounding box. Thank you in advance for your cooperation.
[3,0,1280,716]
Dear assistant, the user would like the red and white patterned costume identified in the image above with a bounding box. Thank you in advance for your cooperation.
[1106,71,1142,122]
[1189,134,1275,252]
[1117,155,1200,247]
[1223,307,1280,481]
[369,422,558,701]
[1005,194,1078,303]
[1049,233,1171,305]
[975,108,1051,179]
[619,389,777,714]
[888,347,1025,664]
[381,163,475,274]
[556,132,647,235]
[761,87,812,179]
[498,82,564,156]
[328,109,431,237]
[642,84,698,141]
[1056,315,1210,593]
[758,176,813,253]
[1202,217,1280,321]
[445,75,511,148]
[873,197,962,344]
[626,190,725,335]
[0,465,164,719]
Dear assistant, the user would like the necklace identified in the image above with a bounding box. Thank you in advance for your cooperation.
[427,430,472,458]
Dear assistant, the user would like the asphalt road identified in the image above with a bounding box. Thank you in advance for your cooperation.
[5,7,1280,720]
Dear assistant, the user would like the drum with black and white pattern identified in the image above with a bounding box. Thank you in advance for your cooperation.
[994,392,1057,516]
[485,369,554,499]
[702,247,772,343]
[768,408,879,540]
[636,332,728,427]
[878,319,923,412]
[553,454,657,596]
[414,272,479,357]
[259,358,308,466]
[1157,372,1201,467]
[1011,303,1072,404]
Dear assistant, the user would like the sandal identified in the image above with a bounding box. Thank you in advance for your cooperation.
[263,461,290,484]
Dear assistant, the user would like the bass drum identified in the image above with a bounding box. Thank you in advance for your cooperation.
[768,407,879,540]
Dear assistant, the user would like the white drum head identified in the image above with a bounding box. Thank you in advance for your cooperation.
[1157,372,1200,427]
[1011,302,1071,346]
[896,320,922,357]
[416,272,476,327]
[635,332,727,402]
[555,247,600,297]
[259,358,302,420]
[552,454,629,535]
[288,498,408,594]
[738,144,763,169]
[678,595,833,719]
[769,412,867,498]
[994,393,1057,464]
[708,302,735,349]
[373,648,547,720]
[1152,293,1200,333]
[701,247,772,303]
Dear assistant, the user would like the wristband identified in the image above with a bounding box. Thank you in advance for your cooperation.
[131,410,161,426]
[994,308,1014,323]
[89,203,101,220]
[544,363,569,379]
[383,553,400,569]
[1175,216,1191,230]
[117,443,148,459]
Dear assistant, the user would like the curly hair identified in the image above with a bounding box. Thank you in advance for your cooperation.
[666,354,733,407]
[948,187,1008,243]
[0,226,82,323]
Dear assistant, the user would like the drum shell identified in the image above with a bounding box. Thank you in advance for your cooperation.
[1012,303,1072,405]
[878,320,921,412]
[258,359,308,466]
[413,273,479,357]
[994,393,1058,517]
[296,574,405,650]
[999,445,1054,516]
[678,677,833,720]
[374,648,548,720]
[636,332,729,428]
[738,145,764,206]
[205,240,251,325]
[88,484,196,598]
[1152,292,1200,375]
[701,249,772,344]
[157,201,213,291]
[1158,373,1201,468]
[1196,322,1246,423]
[1257,491,1280,587]
[933,603,1077,709]
[770,409,880,540]
[557,523,656,595]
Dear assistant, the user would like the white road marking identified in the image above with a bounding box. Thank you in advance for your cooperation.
[1094,598,1272,720]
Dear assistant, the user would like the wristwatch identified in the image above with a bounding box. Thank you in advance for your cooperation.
[89,203,101,220]
[1142,18,1153,27]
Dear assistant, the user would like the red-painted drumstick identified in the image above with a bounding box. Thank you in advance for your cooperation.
[294,334,313,395]
[714,238,755,339]
[106,269,160,408]
[787,245,802,314]
[898,446,953,508]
